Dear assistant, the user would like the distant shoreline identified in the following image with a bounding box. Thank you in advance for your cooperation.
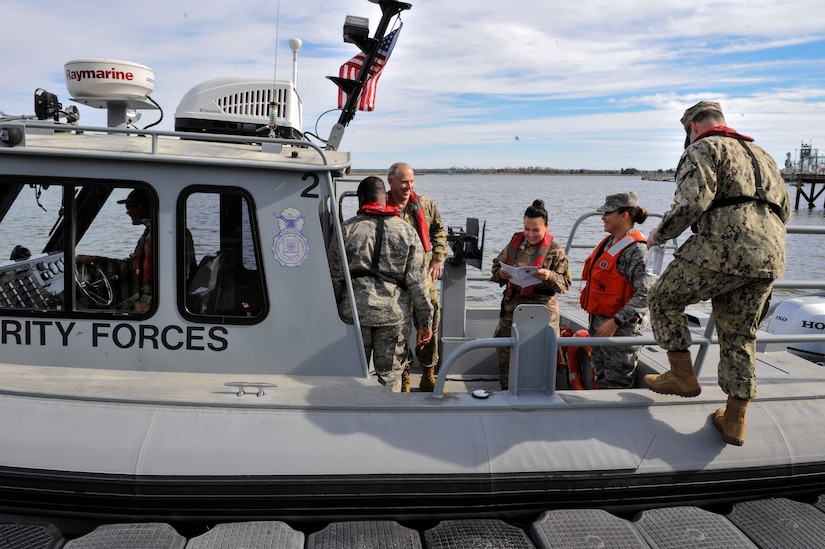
[350,169,675,177]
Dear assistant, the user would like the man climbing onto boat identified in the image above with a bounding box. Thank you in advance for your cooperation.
[645,101,791,446]
[328,176,433,392]
[387,162,447,392]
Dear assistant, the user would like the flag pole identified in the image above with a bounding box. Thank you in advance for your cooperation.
[326,0,411,150]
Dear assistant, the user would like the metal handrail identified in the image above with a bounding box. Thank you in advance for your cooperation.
[431,336,515,398]
[0,119,340,167]
[432,329,825,399]
[563,211,675,255]
[438,223,825,388]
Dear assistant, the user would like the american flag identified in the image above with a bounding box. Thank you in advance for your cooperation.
[338,27,401,112]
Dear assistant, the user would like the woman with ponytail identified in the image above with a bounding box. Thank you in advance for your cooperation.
[490,199,572,390]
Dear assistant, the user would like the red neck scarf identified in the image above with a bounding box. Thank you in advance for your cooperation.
[387,191,431,252]
[696,125,753,143]
[358,202,401,217]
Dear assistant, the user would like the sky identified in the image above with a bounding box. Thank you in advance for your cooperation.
[2,0,824,171]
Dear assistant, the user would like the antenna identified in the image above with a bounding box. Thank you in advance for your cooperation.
[270,0,282,131]
[273,0,281,85]
[289,38,302,90]
[266,0,284,137]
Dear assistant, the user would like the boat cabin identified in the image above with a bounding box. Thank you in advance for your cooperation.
[0,108,374,377]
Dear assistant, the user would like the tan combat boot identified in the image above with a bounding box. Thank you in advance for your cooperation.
[401,369,411,393]
[713,395,749,446]
[419,366,437,392]
[644,351,701,397]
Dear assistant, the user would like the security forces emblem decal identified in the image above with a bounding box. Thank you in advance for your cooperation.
[272,207,310,267]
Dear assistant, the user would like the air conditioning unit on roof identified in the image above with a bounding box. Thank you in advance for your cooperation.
[174,77,302,138]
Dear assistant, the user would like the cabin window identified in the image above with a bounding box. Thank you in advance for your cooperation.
[0,179,156,315]
[339,191,359,222]
[181,187,267,323]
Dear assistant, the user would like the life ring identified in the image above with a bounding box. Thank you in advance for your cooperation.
[566,329,593,390]
[556,327,573,389]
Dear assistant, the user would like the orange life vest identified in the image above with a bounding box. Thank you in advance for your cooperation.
[579,229,645,317]
[135,227,152,286]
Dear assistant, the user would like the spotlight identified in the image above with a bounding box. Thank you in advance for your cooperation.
[34,88,61,121]
[343,15,369,44]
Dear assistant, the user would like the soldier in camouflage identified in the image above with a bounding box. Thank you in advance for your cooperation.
[328,177,434,392]
[580,192,655,389]
[387,162,448,392]
[491,199,572,390]
[645,101,791,446]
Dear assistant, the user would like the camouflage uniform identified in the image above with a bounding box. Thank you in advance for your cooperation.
[397,194,447,369]
[490,237,572,388]
[328,214,433,392]
[587,237,654,389]
[650,131,791,400]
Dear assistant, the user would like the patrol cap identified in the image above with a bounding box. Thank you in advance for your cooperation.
[117,189,150,207]
[596,191,639,213]
[680,101,723,148]
[680,101,724,132]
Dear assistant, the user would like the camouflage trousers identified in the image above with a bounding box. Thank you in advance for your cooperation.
[588,313,647,389]
[649,258,774,400]
[494,294,560,389]
[361,324,413,392]
[410,277,440,369]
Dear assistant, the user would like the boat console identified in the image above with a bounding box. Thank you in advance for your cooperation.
[0,251,65,309]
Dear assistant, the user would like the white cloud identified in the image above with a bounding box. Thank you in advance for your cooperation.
[2,0,824,169]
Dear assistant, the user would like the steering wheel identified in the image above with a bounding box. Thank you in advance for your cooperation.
[75,262,114,307]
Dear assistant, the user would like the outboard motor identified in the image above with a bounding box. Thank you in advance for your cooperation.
[765,295,825,365]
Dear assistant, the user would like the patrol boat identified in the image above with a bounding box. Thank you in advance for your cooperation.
[2,0,825,533]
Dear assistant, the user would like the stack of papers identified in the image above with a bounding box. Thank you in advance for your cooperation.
[500,263,539,288]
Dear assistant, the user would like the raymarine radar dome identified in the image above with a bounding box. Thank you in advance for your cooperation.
[65,59,155,100]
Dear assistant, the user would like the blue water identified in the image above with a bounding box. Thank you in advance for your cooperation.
[412,174,825,307]
[2,174,821,310]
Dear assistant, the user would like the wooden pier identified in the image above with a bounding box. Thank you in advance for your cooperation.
[788,173,825,210]
[783,141,824,209]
